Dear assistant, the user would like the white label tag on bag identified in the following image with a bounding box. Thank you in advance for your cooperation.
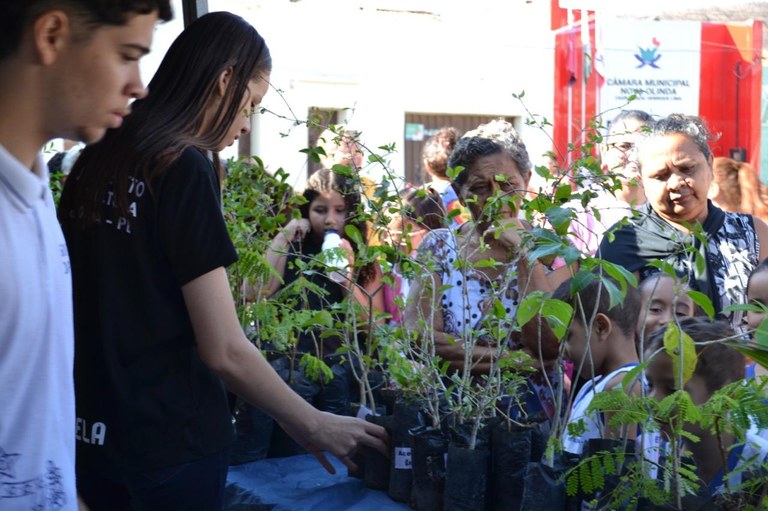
[356,405,375,419]
[394,447,412,469]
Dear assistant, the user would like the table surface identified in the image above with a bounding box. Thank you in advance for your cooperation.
[224,454,412,511]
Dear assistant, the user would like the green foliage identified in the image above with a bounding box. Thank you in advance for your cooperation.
[50,170,66,207]
[687,289,715,319]
[662,323,697,387]
[213,96,768,509]
[300,352,334,383]
[517,291,573,341]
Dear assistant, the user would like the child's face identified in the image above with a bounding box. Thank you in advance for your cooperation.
[747,269,768,332]
[565,318,604,379]
[645,351,710,439]
[308,190,348,237]
[637,276,694,343]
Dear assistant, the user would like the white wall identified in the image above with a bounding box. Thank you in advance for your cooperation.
[142,0,556,190]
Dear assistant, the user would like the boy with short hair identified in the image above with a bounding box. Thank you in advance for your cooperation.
[645,317,768,499]
[553,275,642,455]
[0,2,171,508]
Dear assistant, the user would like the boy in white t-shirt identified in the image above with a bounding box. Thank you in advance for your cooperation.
[553,274,643,456]
[0,2,171,509]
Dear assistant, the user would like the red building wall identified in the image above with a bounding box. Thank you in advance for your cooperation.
[552,13,763,174]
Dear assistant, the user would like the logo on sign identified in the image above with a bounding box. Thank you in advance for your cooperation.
[635,37,661,69]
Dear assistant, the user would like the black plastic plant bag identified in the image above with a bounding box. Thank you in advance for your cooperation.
[229,399,274,466]
[363,413,392,491]
[528,419,551,464]
[315,361,351,416]
[636,496,722,511]
[488,420,532,511]
[409,425,448,511]
[443,444,490,511]
[268,359,318,458]
[388,397,425,503]
[519,461,566,510]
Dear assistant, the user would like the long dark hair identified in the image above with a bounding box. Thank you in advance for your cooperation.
[59,11,271,225]
[300,169,376,286]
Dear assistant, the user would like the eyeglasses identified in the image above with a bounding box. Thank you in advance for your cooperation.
[606,142,634,153]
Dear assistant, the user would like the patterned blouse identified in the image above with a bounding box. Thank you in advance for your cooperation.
[415,227,559,420]
[598,201,760,328]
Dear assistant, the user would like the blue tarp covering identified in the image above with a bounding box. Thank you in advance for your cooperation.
[224,454,411,511]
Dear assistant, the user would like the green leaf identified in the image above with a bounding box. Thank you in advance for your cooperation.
[515,293,540,330]
[620,362,646,390]
[343,223,364,247]
[562,246,582,265]
[732,344,768,370]
[600,260,638,292]
[491,299,507,319]
[299,353,333,383]
[570,270,596,294]
[579,457,593,494]
[545,206,573,236]
[686,290,714,319]
[310,310,334,328]
[446,165,463,181]
[555,184,573,202]
[516,293,573,340]
[526,242,563,265]
[598,274,623,310]
[695,249,706,277]
[591,456,605,490]
[542,299,573,340]
[524,195,553,214]
[757,316,768,347]
[723,303,759,313]
[535,165,554,180]
[663,323,697,387]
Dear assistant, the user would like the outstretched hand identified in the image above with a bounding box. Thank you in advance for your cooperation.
[280,410,389,474]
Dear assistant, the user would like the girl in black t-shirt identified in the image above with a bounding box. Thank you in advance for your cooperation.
[264,168,384,328]
[59,12,388,510]
[262,169,385,418]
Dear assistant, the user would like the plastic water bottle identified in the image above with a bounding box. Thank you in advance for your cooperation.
[321,229,349,283]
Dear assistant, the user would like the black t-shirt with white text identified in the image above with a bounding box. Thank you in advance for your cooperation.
[63,147,238,472]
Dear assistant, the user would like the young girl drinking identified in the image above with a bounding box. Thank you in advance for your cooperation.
[263,168,384,416]
[264,167,384,345]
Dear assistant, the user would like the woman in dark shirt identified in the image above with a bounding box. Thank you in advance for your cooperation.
[59,12,386,510]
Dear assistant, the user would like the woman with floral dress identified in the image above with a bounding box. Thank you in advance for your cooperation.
[403,119,568,421]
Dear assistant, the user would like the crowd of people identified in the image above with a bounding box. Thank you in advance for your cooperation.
[4,1,768,510]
